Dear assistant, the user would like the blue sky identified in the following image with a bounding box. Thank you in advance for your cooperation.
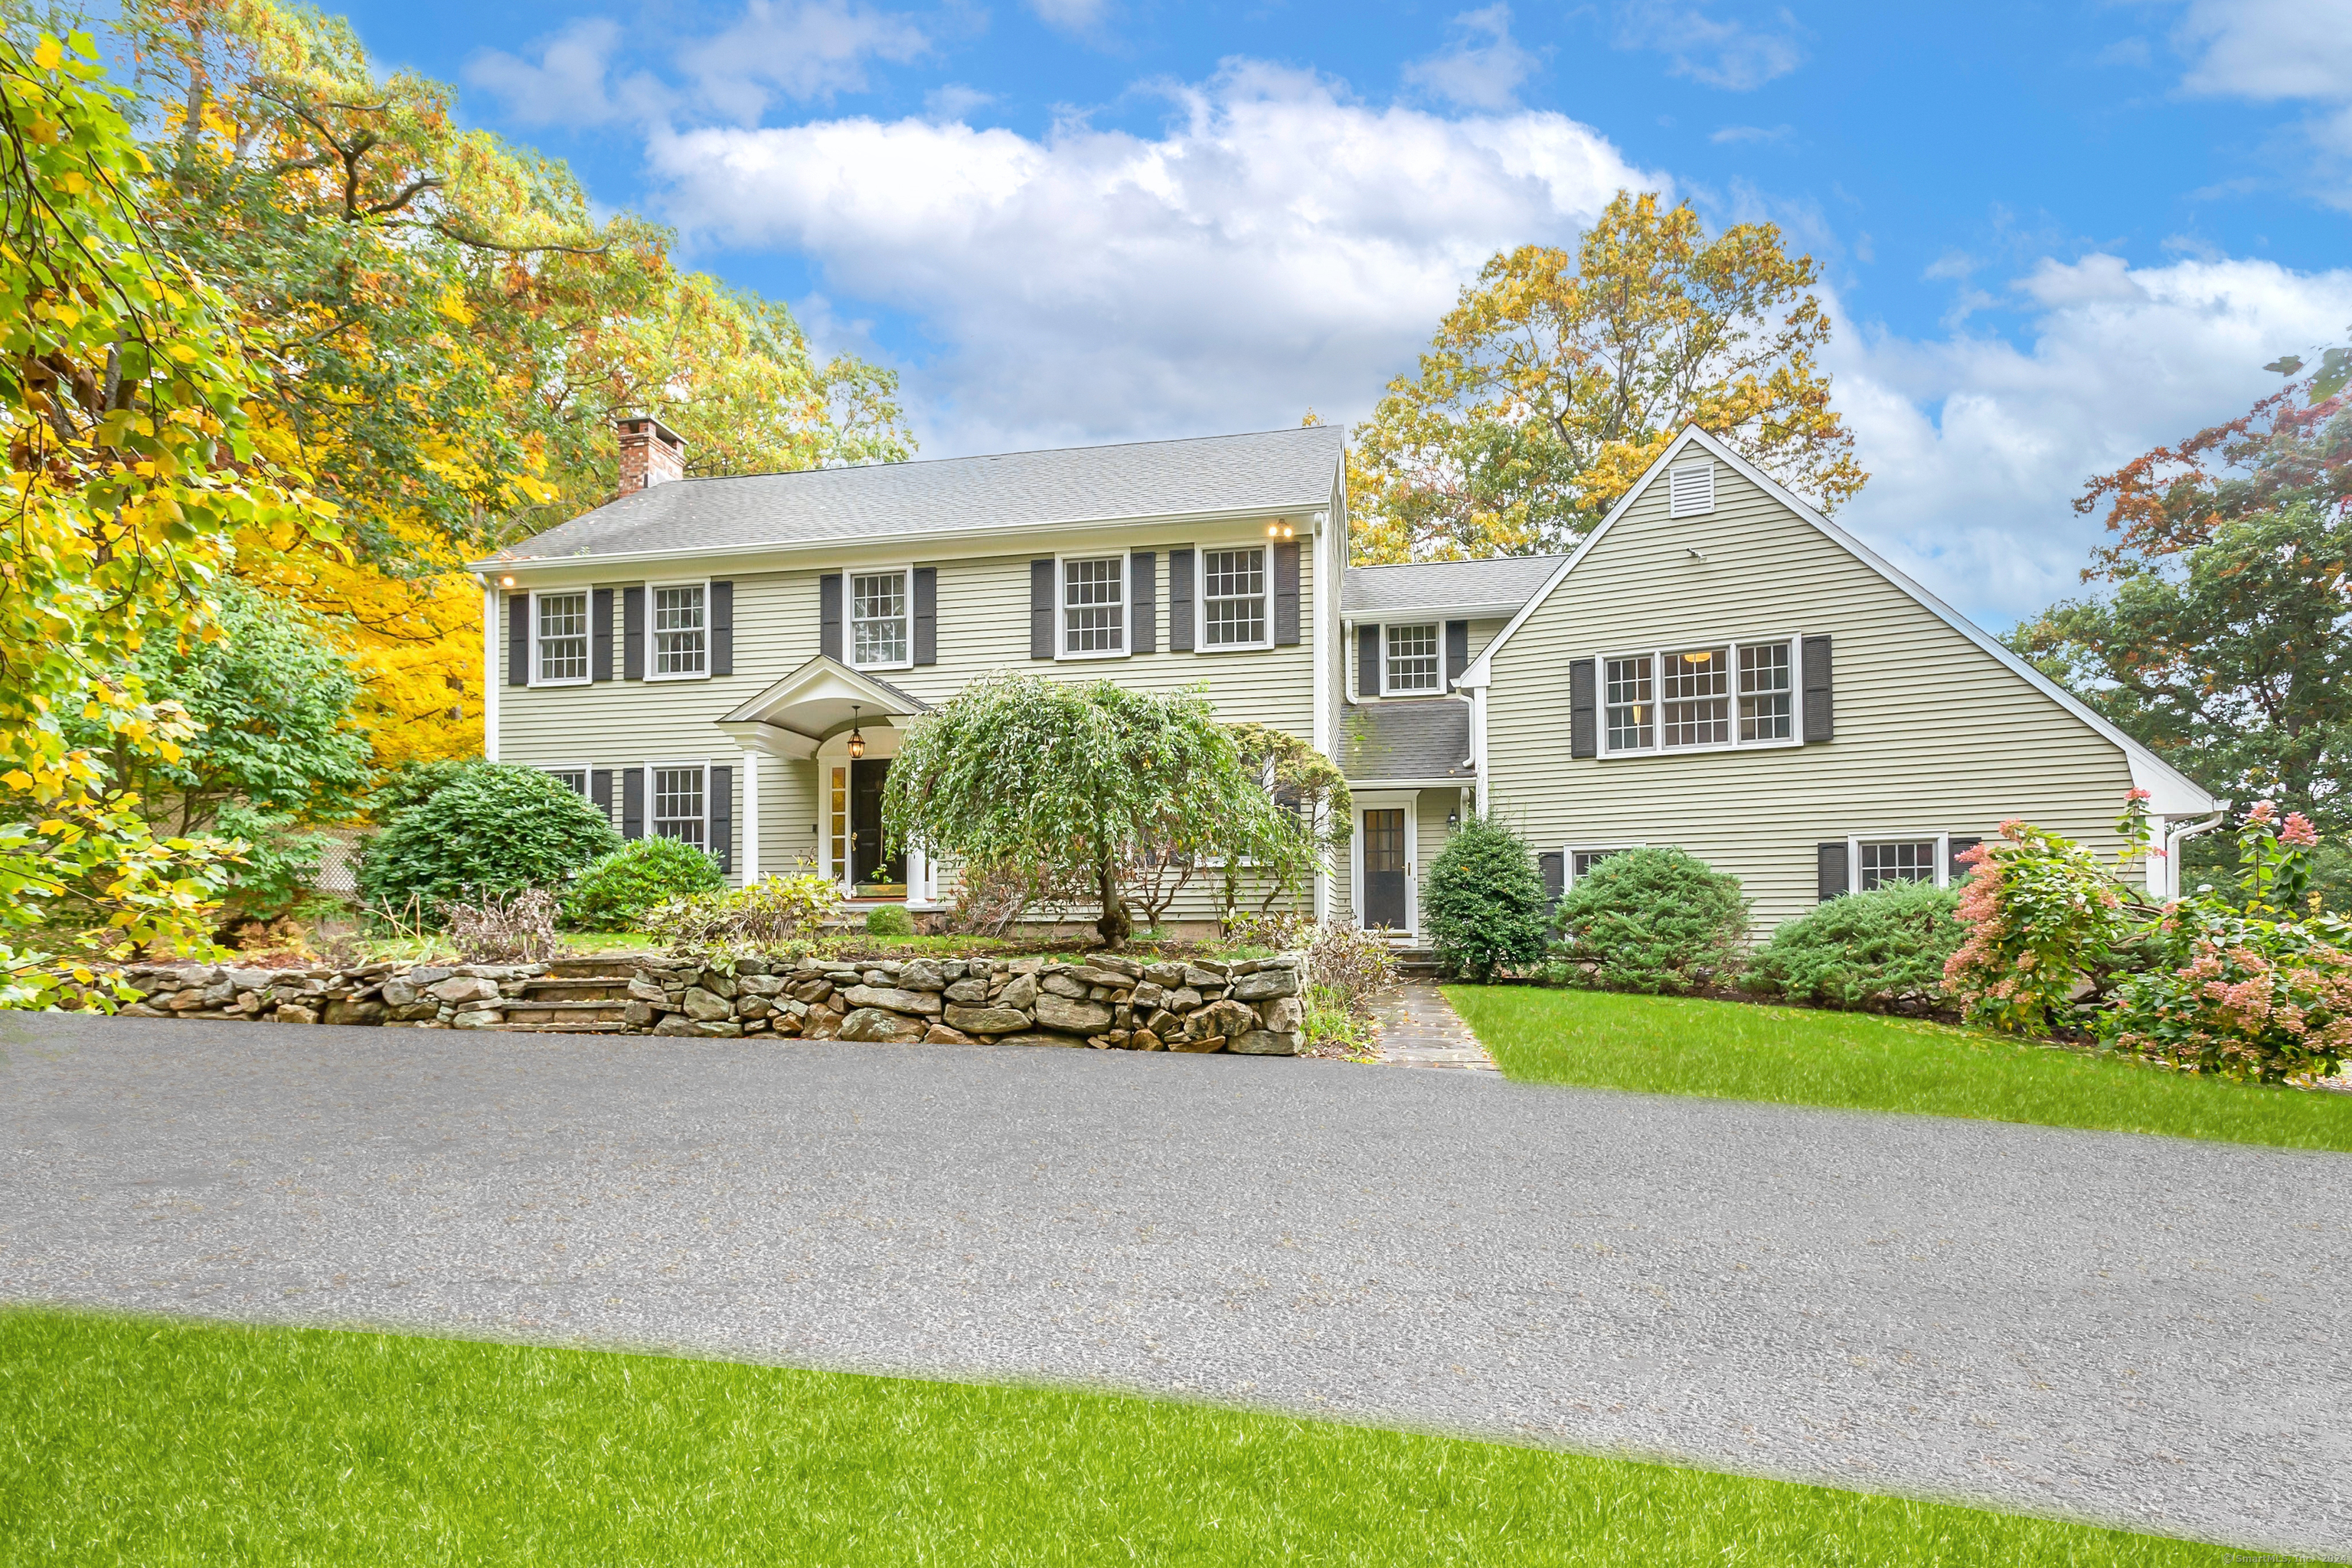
[332,0,2352,622]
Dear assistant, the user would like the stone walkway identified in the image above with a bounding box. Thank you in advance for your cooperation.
[1369,981,1498,1071]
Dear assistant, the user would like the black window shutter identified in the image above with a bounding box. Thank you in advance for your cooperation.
[621,768,645,840]
[1802,635,1834,741]
[1445,619,1469,688]
[622,586,645,680]
[1030,559,1055,659]
[1817,841,1850,901]
[1130,552,1157,654]
[818,573,843,662]
[1947,836,1982,885]
[508,594,529,687]
[591,588,614,681]
[1569,658,1597,757]
[1357,625,1380,697]
[1273,541,1301,646]
[710,580,734,677]
[590,769,614,827]
[709,766,733,877]
[1538,851,1564,907]
[913,567,937,665]
[1168,548,1194,652]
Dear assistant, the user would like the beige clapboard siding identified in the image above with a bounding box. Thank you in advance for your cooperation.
[1485,456,2138,933]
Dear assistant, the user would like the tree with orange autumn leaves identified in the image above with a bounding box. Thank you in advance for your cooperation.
[1350,191,1864,562]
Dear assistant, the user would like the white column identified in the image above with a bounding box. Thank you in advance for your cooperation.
[480,579,500,761]
[907,842,929,906]
[740,748,760,886]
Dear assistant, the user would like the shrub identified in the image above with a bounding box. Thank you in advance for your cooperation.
[1551,847,1749,994]
[213,802,334,923]
[1303,918,1397,1018]
[1942,821,2137,1034]
[1743,881,1964,1013]
[440,888,560,964]
[864,904,915,936]
[645,874,842,952]
[560,837,725,931]
[937,857,1044,938]
[357,764,619,925]
[1420,815,1550,982]
[2102,900,2352,1083]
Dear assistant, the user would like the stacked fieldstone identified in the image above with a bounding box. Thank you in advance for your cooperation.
[109,950,1305,1055]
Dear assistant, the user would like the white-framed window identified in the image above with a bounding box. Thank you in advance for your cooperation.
[850,568,910,669]
[1201,545,1268,649]
[1383,622,1440,694]
[1668,461,1715,518]
[533,591,590,685]
[545,766,590,797]
[1566,844,1642,886]
[650,583,707,678]
[1601,638,1801,756]
[1060,554,1126,657]
[1851,834,1949,891]
[652,765,707,849]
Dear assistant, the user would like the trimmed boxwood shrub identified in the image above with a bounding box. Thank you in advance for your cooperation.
[1551,847,1748,994]
[1742,881,1963,1013]
[864,904,915,936]
[1421,815,1550,982]
[560,836,726,932]
[358,763,619,923]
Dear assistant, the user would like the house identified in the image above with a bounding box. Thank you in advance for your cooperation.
[473,418,2219,937]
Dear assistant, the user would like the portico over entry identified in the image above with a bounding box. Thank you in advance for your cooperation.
[715,656,937,902]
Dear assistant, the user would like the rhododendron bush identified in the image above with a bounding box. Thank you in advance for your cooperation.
[1945,793,2352,1083]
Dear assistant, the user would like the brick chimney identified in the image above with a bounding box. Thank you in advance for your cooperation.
[616,415,684,496]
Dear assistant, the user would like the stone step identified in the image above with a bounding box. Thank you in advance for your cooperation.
[543,956,658,978]
[492,1019,634,1034]
[518,978,635,1001]
[499,1000,631,1023]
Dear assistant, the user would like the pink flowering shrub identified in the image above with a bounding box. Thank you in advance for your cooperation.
[2102,903,2352,1083]
[1942,820,2138,1034]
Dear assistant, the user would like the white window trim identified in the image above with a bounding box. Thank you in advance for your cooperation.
[529,589,592,688]
[1055,548,1132,662]
[1597,632,1804,759]
[1197,541,1273,653]
[645,760,714,851]
[1563,843,1645,888]
[1847,831,1952,891]
[645,577,712,682]
[846,564,915,674]
[1380,621,1443,697]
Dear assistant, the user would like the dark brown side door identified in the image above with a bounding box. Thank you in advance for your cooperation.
[849,759,907,888]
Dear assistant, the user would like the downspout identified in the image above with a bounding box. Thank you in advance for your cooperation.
[2159,812,2228,902]
[477,573,500,763]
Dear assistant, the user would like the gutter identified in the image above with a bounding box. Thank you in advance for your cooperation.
[2159,810,2230,902]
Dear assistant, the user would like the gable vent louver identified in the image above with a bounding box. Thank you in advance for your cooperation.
[1668,462,1716,518]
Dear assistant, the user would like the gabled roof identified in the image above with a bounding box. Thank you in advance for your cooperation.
[476,426,1347,569]
[1459,425,2221,817]
[1341,554,1567,621]
[1340,698,1474,784]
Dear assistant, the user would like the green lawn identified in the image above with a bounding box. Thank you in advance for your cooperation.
[1447,985,2352,1152]
[0,1308,2224,1566]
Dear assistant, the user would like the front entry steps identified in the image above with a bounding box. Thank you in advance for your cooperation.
[1387,945,1441,981]
[497,965,638,1032]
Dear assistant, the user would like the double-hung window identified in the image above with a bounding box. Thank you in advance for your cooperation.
[1202,546,1268,648]
[1602,638,1799,756]
[652,766,706,849]
[1062,557,1125,655]
[534,592,589,684]
[652,584,707,677]
[851,570,910,668]
[546,767,589,797]
[1857,838,1939,890]
[1383,623,1440,694]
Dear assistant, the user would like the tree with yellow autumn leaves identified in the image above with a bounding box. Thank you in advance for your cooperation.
[1350,191,1864,562]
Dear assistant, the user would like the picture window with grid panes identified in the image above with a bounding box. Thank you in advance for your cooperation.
[535,593,588,683]
[851,571,909,668]
[1201,547,1267,648]
[652,767,706,848]
[1858,839,1937,890]
[1384,623,1439,693]
[652,585,707,676]
[1602,639,1799,755]
[1062,557,1125,655]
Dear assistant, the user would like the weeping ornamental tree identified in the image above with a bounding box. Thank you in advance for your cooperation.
[881,676,1312,949]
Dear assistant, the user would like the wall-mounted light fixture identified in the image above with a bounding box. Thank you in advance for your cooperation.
[1265,519,1296,539]
[1447,809,1461,830]
[845,704,866,760]
[499,574,516,587]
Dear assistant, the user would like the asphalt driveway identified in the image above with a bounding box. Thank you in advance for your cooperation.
[2,1014,2346,1555]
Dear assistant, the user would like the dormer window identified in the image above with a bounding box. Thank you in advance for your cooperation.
[1383,623,1440,694]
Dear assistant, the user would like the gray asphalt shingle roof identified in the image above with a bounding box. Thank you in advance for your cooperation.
[1340,699,1475,782]
[1341,555,1566,619]
[486,426,1348,564]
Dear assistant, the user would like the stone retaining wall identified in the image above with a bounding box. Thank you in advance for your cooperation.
[115,950,1305,1055]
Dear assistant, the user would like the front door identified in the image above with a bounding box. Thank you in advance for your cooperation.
[850,759,907,890]
[1363,808,1408,930]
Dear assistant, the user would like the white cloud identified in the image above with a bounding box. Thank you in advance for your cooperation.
[1027,0,1110,32]
[1403,5,1541,112]
[1613,1,1805,92]
[1830,256,2352,622]
[650,60,1658,454]
[2176,0,2352,103]
[466,18,658,128]
[923,83,995,122]
[1709,123,1791,145]
[678,0,929,123]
